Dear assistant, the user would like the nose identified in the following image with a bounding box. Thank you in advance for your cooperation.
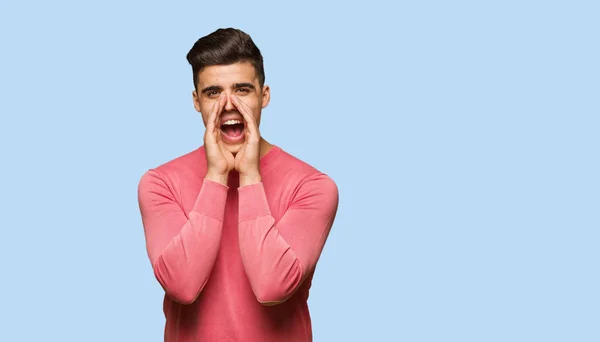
[224,92,235,112]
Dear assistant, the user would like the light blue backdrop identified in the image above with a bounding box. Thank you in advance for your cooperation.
[1,1,598,341]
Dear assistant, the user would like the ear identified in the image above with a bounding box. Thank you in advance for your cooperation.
[261,85,271,109]
[192,89,201,112]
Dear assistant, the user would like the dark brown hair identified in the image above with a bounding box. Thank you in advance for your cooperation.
[186,28,265,89]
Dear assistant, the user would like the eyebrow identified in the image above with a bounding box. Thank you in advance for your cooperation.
[200,85,223,94]
[200,83,256,94]
[233,83,256,90]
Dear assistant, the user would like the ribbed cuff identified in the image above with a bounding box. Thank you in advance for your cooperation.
[192,179,229,221]
[238,182,271,222]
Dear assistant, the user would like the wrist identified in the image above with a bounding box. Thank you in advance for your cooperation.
[205,171,228,186]
[239,172,261,187]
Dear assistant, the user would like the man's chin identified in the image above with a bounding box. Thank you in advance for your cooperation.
[224,143,243,156]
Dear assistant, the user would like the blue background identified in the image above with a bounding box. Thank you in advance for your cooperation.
[1,1,598,341]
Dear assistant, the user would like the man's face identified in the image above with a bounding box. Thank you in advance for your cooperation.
[193,61,270,155]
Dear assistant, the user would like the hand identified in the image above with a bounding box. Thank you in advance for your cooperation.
[231,95,262,185]
[204,93,235,185]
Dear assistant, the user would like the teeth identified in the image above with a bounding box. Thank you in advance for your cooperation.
[222,119,242,126]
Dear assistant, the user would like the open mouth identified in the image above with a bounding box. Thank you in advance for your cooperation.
[220,119,245,142]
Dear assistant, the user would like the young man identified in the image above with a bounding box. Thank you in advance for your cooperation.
[137,28,339,341]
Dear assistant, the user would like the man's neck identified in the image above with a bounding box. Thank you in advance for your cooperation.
[259,138,274,159]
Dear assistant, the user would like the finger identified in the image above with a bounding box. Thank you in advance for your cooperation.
[213,93,227,128]
[207,95,225,132]
[231,96,258,138]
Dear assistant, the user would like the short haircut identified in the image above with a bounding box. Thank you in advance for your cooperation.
[186,28,265,89]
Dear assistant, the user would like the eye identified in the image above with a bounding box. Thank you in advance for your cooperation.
[236,88,250,94]
[206,90,220,98]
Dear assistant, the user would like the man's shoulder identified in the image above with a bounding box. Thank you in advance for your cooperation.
[139,146,205,185]
[272,147,337,189]
[270,148,338,212]
[274,147,318,174]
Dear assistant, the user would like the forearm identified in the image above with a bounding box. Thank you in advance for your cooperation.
[236,179,338,305]
[153,211,223,305]
[141,176,228,305]
[238,214,305,305]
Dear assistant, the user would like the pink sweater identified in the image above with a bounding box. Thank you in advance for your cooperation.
[137,145,339,341]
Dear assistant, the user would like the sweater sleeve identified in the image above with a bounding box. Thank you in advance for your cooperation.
[237,173,339,305]
[137,169,228,305]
